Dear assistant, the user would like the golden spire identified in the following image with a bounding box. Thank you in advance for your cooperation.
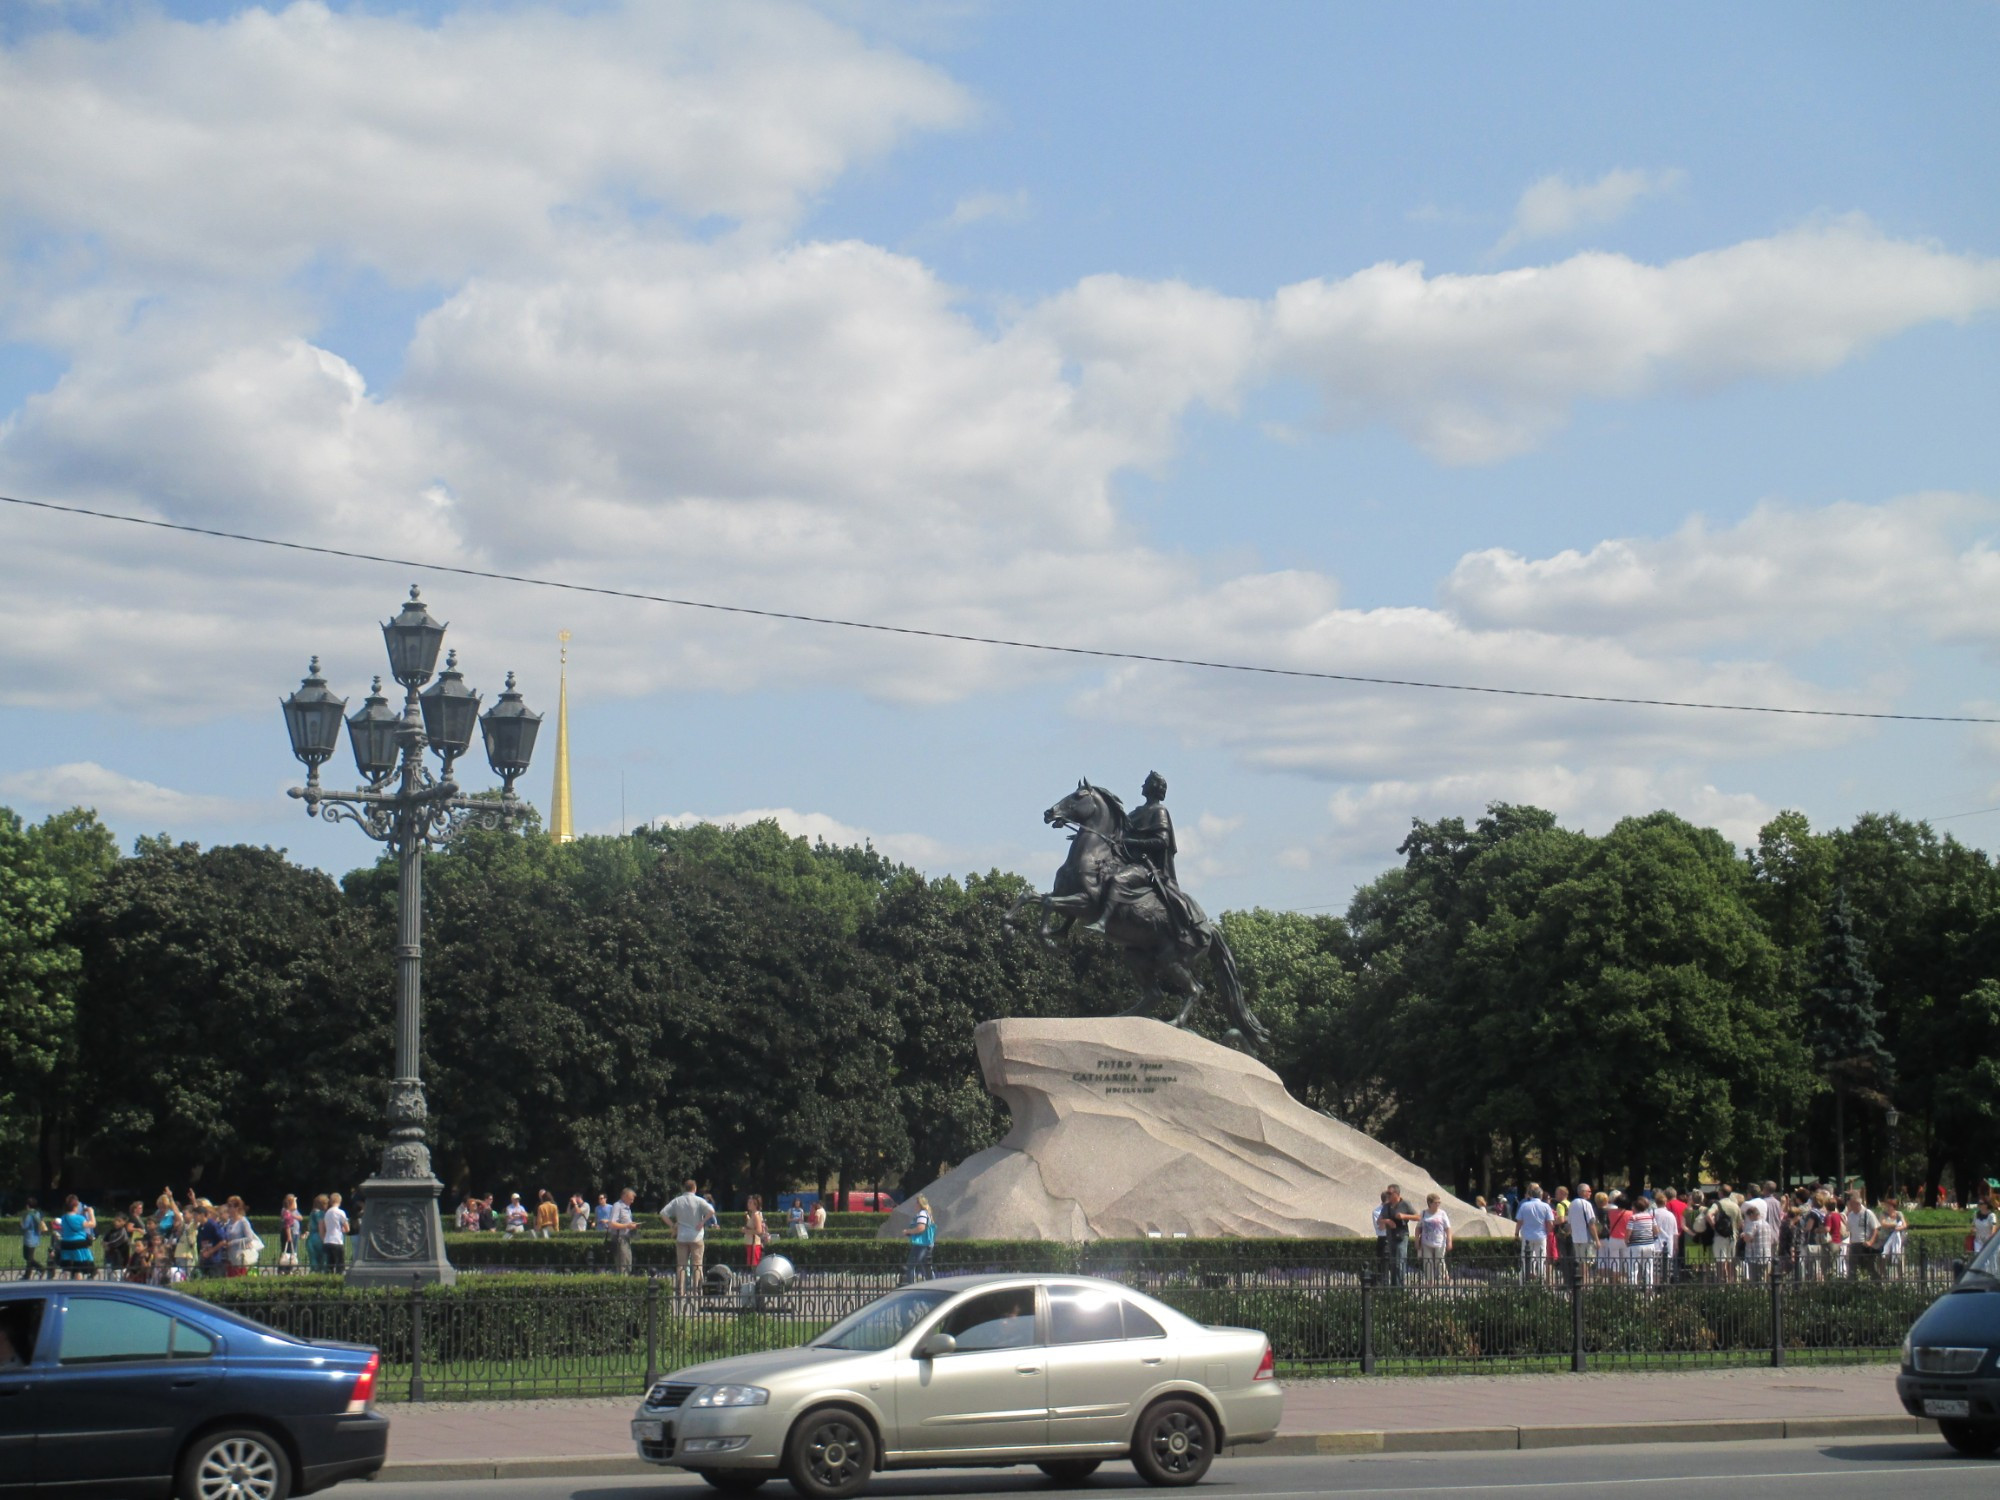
[550,631,574,843]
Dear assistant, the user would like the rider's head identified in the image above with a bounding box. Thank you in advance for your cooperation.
[1143,771,1167,800]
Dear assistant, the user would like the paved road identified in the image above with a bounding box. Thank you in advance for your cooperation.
[362,1436,1994,1500]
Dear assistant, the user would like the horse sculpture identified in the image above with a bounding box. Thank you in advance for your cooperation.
[1008,779,1270,1048]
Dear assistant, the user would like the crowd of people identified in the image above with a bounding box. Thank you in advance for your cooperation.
[1373,1176,2000,1286]
[15,1189,350,1281]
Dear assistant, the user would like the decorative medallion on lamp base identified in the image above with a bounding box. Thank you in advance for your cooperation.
[345,1076,458,1287]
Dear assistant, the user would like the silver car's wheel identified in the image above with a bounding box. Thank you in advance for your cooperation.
[784,1407,875,1499]
[179,1428,292,1500]
[1038,1459,1103,1484]
[1130,1399,1214,1487]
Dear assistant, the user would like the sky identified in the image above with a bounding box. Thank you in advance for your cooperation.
[0,0,1996,911]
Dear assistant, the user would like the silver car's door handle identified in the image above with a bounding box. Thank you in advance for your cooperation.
[1141,1357,1164,1365]
[1017,1365,1041,1374]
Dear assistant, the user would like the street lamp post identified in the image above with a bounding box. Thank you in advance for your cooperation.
[281,587,541,1285]
[1884,1106,1901,1201]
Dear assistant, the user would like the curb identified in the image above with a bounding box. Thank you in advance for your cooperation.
[1231,1413,1938,1457]
[373,1415,1941,1482]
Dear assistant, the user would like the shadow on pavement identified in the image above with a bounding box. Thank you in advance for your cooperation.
[1814,1439,1965,1463]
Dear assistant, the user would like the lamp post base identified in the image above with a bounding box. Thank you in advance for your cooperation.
[345,1173,457,1287]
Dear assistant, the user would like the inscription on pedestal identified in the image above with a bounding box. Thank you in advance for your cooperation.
[1070,1058,1181,1095]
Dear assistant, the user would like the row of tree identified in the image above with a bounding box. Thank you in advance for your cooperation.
[3,800,1995,1207]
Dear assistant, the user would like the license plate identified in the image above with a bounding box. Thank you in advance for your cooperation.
[632,1419,666,1441]
[1924,1399,1970,1418]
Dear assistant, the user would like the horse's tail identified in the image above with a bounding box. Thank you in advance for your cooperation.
[1207,928,1270,1050]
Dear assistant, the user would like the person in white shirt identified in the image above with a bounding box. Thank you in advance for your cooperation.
[660,1179,717,1294]
[1568,1182,1598,1276]
[1418,1194,1454,1282]
[504,1194,528,1234]
[1651,1192,1680,1280]
[321,1194,349,1274]
[606,1188,641,1274]
[1513,1184,1555,1283]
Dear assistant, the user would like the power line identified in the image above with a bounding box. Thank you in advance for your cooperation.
[4,491,1994,724]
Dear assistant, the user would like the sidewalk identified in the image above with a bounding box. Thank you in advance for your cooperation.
[376,1362,1932,1482]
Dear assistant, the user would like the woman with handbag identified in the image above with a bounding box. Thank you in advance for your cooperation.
[743,1195,769,1271]
[54,1195,95,1280]
[279,1194,303,1272]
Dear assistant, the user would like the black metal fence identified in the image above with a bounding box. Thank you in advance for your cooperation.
[175,1255,1943,1403]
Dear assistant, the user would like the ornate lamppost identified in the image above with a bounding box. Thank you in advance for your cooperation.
[1884,1105,1901,1201]
[281,587,541,1285]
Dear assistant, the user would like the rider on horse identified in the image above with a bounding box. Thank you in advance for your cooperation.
[1123,771,1202,953]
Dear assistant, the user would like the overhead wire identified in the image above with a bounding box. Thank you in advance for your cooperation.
[3,491,1994,725]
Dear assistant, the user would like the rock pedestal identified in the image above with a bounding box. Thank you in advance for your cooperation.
[883,1016,1501,1241]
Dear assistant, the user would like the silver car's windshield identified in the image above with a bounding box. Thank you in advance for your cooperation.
[814,1287,956,1351]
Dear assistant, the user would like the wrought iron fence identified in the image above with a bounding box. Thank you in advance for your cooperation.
[176,1255,1946,1402]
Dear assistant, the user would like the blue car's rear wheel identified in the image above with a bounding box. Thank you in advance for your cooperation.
[178,1427,293,1500]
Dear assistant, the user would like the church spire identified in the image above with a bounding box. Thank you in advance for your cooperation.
[549,631,574,843]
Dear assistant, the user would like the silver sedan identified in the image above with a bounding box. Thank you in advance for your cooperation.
[630,1273,1283,1497]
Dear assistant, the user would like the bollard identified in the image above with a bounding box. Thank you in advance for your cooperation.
[1360,1272,1376,1375]
[645,1272,661,1389]
[1769,1266,1784,1368]
[1568,1254,1586,1374]
[409,1277,427,1402]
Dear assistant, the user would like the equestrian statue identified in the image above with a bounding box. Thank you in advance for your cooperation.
[1008,772,1270,1048]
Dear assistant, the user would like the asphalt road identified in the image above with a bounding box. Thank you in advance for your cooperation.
[361,1437,1995,1500]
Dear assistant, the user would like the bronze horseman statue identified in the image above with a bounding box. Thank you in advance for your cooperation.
[1010,772,1270,1047]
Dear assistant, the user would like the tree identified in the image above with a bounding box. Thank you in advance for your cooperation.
[0,806,119,1190]
[1802,885,1888,1190]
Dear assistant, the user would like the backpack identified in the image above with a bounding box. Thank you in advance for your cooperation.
[1710,1206,1734,1240]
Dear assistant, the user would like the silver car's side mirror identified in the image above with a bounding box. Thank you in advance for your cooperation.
[917,1332,957,1359]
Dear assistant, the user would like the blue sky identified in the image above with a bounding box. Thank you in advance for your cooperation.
[0,0,1996,909]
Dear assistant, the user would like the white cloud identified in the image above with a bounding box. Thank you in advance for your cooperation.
[1495,167,1687,253]
[1268,219,2000,462]
[0,762,260,828]
[1323,766,1775,865]
[1442,492,2000,652]
[658,807,960,870]
[0,0,970,285]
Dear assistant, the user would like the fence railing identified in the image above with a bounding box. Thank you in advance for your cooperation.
[168,1255,1945,1402]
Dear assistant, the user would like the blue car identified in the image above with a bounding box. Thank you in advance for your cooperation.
[0,1281,387,1499]
[1897,1228,2000,1457]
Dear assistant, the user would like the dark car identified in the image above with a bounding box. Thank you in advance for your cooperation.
[0,1281,387,1499]
[1897,1228,2000,1457]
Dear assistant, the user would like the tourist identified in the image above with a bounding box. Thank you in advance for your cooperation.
[18,1196,46,1280]
[1379,1183,1417,1286]
[787,1199,807,1240]
[1603,1193,1631,1283]
[535,1189,559,1238]
[154,1191,179,1251]
[1878,1197,1908,1275]
[1418,1193,1453,1282]
[1710,1188,1741,1281]
[661,1180,716,1294]
[809,1196,827,1232]
[606,1188,640,1274]
[1845,1190,1880,1279]
[1514,1184,1554,1283]
[570,1192,591,1233]
[279,1194,303,1270]
[1741,1202,1776,1281]
[1656,1188,1684,1277]
[305,1194,328,1272]
[195,1202,229,1278]
[54,1195,95,1279]
[505,1193,529,1234]
[743,1194,769,1270]
[903,1194,937,1283]
[1803,1190,1833,1281]
[1625,1193,1661,1286]
[456,1196,480,1232]
[1968,1181,1997,1256]
[1568,1182,1598,1277]
[221,1196,258,1277]
[322,1193,349,1273]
